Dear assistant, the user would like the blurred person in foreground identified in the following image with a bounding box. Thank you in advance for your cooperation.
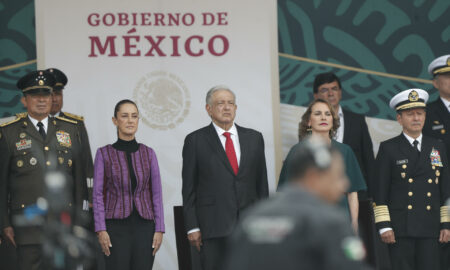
[224,138,369,270]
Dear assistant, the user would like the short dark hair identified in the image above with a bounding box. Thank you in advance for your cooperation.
[313,72,342,94]
[287,139,338,181]
[114,99,138,117]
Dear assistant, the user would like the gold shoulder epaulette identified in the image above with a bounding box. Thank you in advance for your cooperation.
[15,112,28,118]
[63,112,84,121]
[56,116,78,125]
[0,116,22,127]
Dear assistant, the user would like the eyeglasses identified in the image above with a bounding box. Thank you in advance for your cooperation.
[318,86,340,94]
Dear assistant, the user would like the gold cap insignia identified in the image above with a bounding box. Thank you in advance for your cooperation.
[408,90,419,102]
[38,80,44,86]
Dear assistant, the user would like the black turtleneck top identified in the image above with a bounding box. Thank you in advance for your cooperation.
[112,138,139,194]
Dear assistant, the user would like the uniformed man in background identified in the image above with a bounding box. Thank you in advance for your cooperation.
[46,68,94,204]
[0,70,87,270]
[224,139,369,270]
[373,88,450,270]
[424,55,450,270]
[424,55,450,168]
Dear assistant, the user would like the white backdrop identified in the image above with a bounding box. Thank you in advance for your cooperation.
[35,0,279,269]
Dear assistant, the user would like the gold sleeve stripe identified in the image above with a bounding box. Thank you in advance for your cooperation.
[441,206,450,223]
[374,205,391,223]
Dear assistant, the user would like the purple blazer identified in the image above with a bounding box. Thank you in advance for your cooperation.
[93,144,164,233]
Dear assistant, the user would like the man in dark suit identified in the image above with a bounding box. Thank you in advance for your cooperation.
[0,70,87,270]
[224,139,368,270]
[424,55,450,270]
[373,88,450,270]
[182,86,269,270]
[313,72,374,197]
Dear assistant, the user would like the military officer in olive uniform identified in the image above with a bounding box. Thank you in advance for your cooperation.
[0,70,87,270]
[373,88,450,270]
[424,55,450,270]
[47,68,93,208]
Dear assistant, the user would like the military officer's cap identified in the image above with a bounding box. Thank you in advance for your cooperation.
[16,70,55,95]
[389,88,429,112]
[46,68,68,91]
[428,55,450,76]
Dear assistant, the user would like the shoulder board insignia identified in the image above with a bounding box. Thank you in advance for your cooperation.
[56,116,78,125]
[0,117,22,127]
[15,112,28,118]
[63,112,84,121]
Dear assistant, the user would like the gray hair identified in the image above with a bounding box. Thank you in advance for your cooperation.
[206,85,236,105]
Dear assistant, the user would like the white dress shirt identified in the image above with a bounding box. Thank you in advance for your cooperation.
[379,132,423,235]
[403,132,422,151]
[212,122,241,165]
[441,97,450,113]
[28,115,49,133]
[187,122,241,235]
[335,106,344,143]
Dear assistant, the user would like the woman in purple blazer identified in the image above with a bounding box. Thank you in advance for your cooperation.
[93,99,164,270]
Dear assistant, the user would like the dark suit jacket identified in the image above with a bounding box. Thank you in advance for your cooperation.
[423,98,450,161]
[182,123,269,240]
[0,116,86,244]
[342,109,375,194]
[373,134,450,238]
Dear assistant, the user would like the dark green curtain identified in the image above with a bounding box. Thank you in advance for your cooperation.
[0,0,36,117]
[278,0,449,120]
